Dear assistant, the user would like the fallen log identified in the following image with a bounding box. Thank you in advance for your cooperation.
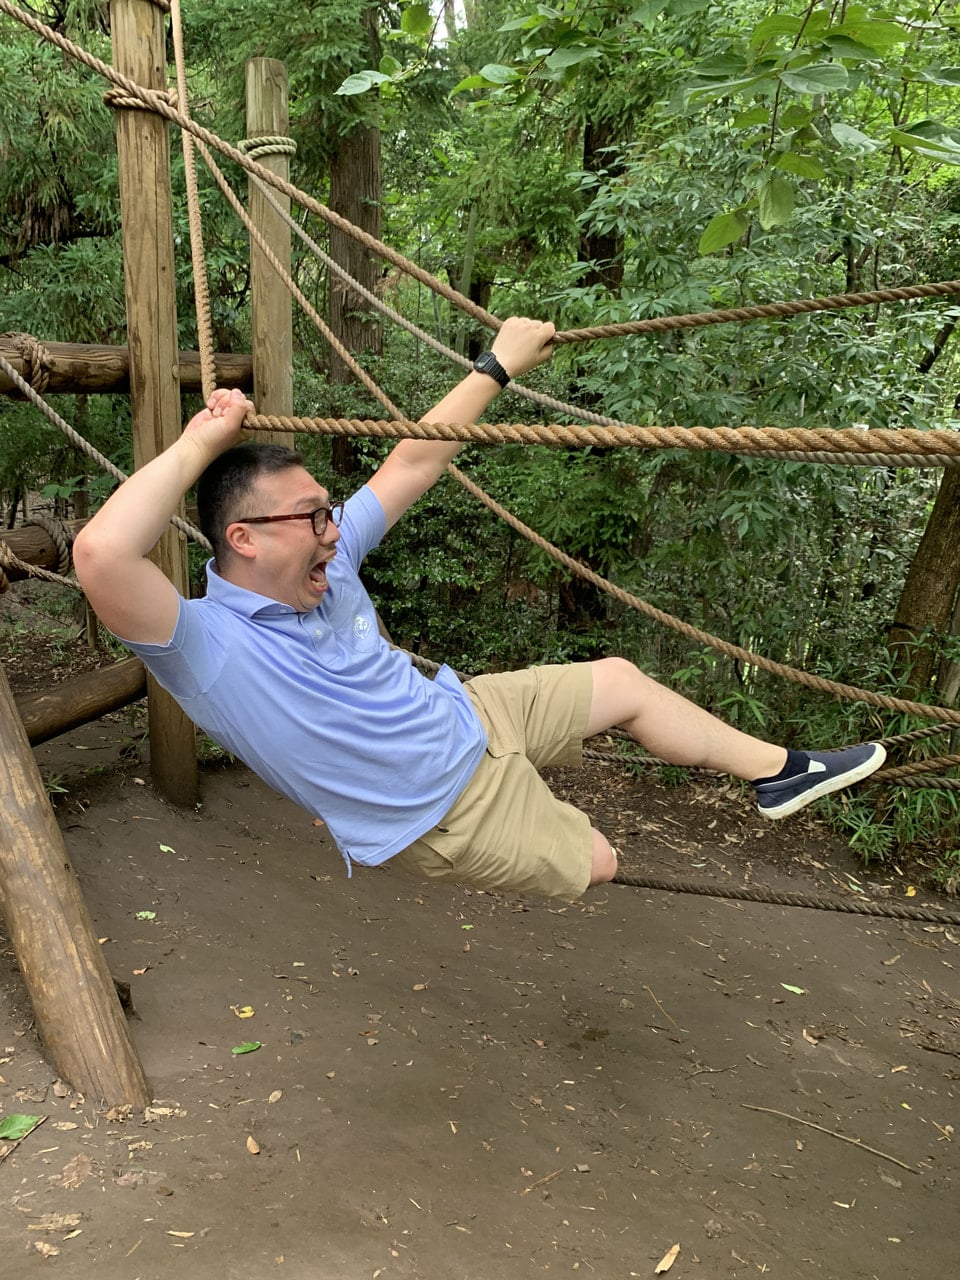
[16,657,146,746]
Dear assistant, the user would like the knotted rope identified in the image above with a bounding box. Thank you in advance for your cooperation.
[238,135,297,162]
[0,331,52,395]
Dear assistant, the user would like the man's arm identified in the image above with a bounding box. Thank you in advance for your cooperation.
[72,388,255,645]
[367,316,555,531]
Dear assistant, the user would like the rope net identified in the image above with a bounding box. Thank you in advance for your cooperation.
[1,0,959,795]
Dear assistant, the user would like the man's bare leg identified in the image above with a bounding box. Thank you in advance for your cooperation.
[585,657,786,780]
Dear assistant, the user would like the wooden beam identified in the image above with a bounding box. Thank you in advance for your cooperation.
[246,58,294,448]
[0,340,252,397]
[0,661,151,1105]
[16,657,146,746]
[112,0,197,806]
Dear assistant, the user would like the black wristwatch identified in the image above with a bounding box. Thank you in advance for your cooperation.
[473,351,510,388]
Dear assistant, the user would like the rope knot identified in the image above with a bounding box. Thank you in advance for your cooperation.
[0,332,52,395]
[24,516,72,576]
[237,135,297,162]
[103,85,178,113]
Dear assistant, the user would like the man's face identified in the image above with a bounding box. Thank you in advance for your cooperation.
[227,466,341,612]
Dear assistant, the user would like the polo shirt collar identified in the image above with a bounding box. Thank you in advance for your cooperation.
[204,559,312,620]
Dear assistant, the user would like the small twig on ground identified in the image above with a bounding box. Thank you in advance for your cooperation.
[643,985,679,1029]
[520,1168,563,1195]
[742,1104,918,1173]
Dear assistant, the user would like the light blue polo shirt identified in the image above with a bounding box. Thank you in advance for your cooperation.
[121,484,487,869]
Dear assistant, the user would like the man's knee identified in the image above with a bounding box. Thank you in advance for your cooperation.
[586,656,657,738]
[589,829,618,885]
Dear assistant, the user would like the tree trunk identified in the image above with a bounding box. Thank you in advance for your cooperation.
[887,467,960,697]
[578,117,624,295]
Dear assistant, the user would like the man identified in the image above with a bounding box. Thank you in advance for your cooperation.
[73,317,885,900]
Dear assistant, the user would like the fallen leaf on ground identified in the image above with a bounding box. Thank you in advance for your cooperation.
[33,1241,59,1258]
[0,1114,42,1141]
[246,1135,260,1154]
[268,1090,282,1104]
[231,1042,261,1056]
[53,1153,95,1189]
[167,1230,194,1238]
[780,984,806,995]
[231,1005,255,1018]
[655,1243,680,1273]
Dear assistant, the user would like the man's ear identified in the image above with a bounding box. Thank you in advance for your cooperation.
[224,521,257,560]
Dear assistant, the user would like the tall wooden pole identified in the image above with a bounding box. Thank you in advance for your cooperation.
[111,0,197,805]
[0,663,151,1106]
[246,58,294,448]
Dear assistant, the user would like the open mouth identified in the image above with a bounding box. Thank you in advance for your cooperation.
[308,556,332,589]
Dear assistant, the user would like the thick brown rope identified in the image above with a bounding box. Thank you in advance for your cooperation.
[6,0,957,743]
[170,0,216,401]
[243,414,960,464]
[246,177,960,468]
[194,137,406,422]
[3,0,960,351]
[24,515,71,574]
[0,352,210,551]
[449,464,960,726]
[0,535,74,589]
[154,24,960,732]
[610,872,960,923]
[559,282,960,345]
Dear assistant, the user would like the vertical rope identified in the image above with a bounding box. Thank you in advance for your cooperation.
[169,0,217,402]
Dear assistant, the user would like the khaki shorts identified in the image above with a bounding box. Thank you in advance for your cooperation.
[391,664,594,900]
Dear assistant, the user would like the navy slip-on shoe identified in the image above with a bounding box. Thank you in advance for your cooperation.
[754,742,886,820]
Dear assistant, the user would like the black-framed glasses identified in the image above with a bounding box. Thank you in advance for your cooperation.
[235,502,344,538]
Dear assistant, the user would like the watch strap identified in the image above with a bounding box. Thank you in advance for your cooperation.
[473,351,510,388]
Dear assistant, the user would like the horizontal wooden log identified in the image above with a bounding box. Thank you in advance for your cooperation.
[0,339,252,396]
[16,657,146,746]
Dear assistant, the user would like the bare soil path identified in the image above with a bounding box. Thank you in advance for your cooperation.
[1,711,958,1280]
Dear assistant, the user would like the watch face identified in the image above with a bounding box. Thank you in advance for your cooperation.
[475,352,508,385]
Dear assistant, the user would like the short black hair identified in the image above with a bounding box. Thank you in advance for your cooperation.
[196,442,305,562]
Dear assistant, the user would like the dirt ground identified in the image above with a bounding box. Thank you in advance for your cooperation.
[1,707,958,1280]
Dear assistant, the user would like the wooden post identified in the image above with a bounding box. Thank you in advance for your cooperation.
[0,663,151,1106]
[246,58,294,447]
[111,0,197,805]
